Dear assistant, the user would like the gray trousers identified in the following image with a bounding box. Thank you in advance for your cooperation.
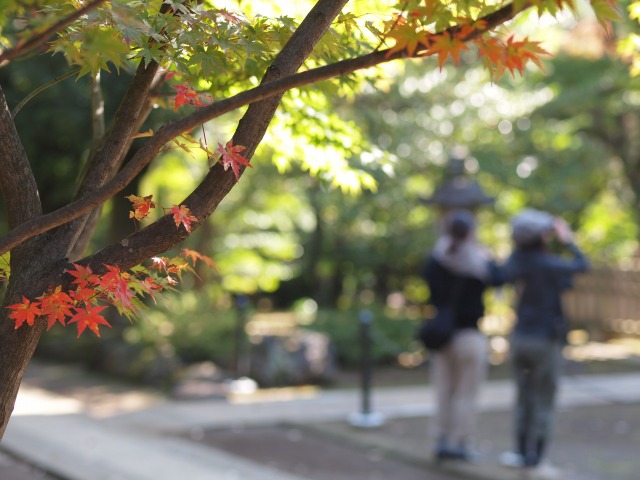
[510,335,563,450]
[431,328,488,447]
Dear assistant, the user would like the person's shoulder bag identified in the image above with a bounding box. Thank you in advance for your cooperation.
[417,276,464,351]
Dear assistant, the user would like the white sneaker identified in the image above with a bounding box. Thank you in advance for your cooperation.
[528,462,563,480]
[499,451,525,468]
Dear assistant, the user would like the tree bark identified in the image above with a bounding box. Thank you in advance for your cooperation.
[0,86,56,438]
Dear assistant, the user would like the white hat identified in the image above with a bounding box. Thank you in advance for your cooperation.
[511,208,554,246]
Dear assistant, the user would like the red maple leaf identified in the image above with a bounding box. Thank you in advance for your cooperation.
[67,263,98,288]
[216,140,253,181]
[97,264,136,311]
[169,205,198,233]
[7,296,42,328]
[39,286,74,330]
[125,194,157,221]
[70,287,96,305]
[172,84,212,111]
[68,304,111,338]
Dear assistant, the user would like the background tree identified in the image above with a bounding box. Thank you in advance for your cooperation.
[0,0,625,439]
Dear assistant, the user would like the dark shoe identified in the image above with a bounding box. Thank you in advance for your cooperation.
[435,446,473,462]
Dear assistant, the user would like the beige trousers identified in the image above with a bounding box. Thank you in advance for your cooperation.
[430,328,488,447]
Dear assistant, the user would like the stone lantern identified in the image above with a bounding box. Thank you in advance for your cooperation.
[420,151,494,212]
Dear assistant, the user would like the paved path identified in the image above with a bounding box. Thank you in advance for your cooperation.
[2,363,640,480]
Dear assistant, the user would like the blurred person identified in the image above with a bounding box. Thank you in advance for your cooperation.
[421,209,504,461]
[502,209,590,469]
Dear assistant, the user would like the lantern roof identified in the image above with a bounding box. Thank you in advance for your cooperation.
[420,154,494,209]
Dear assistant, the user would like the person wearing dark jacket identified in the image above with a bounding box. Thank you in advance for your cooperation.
[422,209,503,461]
[502,209,590,469]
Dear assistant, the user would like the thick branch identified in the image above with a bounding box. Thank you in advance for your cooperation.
[0,1,527,256]
[0,0,109,67]
[0,86,41,228]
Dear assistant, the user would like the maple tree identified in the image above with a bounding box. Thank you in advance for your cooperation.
[0,0,630,440]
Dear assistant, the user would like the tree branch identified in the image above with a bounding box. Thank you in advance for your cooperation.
[47,59,161,258]
[0,0,109,67]
[0,0,527,256]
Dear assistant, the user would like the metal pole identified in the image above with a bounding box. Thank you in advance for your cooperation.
[348,309,385,428]
[234,295,249,377]
[359,309,373,415]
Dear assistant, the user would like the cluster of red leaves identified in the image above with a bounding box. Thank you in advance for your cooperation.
[5,248,216,338]
[125,195,199,233]
[167,72,212,111]
[172,84,213,110]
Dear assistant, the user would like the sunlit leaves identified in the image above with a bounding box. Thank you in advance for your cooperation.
[385,16,431,57]
[0,253,9,283]
[50,25,131,77]
[619,2,640,76]
[590,0,622,31]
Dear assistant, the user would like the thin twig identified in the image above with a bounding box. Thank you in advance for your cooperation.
[11,69,79,118]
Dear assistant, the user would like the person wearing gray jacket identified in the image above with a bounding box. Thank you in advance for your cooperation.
[503,209,590,468]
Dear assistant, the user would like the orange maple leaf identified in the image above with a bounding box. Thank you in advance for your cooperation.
[475,36,504,65]
[428,31,469,69]
[217,140,253,181]
[182,248,219,270]
[39,286,74,330]
[125,194,157,221]
[169,205,198,233]
[7,296,42,328]
[502,36,550,77]
[68,304,111,338]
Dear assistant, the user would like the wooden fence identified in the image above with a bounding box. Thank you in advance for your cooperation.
[563,267,640,338]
